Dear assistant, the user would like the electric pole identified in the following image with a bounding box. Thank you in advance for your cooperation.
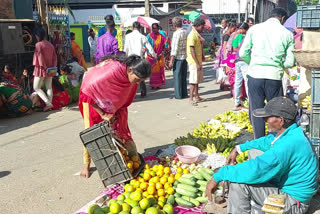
[145,0,150,17]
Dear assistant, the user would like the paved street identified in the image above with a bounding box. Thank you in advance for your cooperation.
[0,61,236,213]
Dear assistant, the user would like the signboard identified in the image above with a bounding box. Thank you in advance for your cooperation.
[168,16,193,37]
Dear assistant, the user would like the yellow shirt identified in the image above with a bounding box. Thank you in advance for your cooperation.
[186,28,202,65]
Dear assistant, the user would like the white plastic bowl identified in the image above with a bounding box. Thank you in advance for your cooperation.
[175,145,201,164]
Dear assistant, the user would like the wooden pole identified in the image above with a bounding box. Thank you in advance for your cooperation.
[145,0,150,17]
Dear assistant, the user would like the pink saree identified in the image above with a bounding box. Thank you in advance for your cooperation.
[79,60,138,141]
[146,32,167,88]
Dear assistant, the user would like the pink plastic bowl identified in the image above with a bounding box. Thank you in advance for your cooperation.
[175,145,201,164]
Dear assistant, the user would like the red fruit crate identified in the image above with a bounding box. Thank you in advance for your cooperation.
[79,121,144,187]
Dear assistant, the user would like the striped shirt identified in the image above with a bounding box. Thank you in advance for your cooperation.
[171,28,188,60]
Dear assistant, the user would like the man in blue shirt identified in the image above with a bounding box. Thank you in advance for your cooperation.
[98,15,117,38]
[206,97,319,213]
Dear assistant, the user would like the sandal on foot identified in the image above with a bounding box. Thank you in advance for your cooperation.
[189,100,198,106]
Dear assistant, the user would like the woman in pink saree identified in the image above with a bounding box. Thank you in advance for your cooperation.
[78,55,151,178]
[146,23,167,89]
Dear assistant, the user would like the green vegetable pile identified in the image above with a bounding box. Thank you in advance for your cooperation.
[173,168,214,207]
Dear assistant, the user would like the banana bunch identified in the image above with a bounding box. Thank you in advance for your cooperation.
[236,151,249,163]
[193,122,240,140]
[215,111,254,134]
[204,143,217,154]
[299,96,311,110]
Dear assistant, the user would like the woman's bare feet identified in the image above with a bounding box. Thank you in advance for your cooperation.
[80,164,90,178]
[43,105,53,112]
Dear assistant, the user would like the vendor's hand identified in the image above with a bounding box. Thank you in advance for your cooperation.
[226,148,239,165]
[101,113,116,124]
[206,179,219,202]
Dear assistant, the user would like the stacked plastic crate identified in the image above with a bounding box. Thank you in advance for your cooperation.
[310,69,320,162]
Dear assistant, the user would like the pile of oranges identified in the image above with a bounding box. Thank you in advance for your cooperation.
[120,150,141,174]
[124,164,178,206]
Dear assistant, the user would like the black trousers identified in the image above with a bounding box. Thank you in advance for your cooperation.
[247,76,283,139]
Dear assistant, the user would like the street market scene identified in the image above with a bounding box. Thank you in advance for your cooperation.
[1,0,320,213]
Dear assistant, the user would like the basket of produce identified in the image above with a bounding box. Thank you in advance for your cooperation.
[79,121,145,187]
[292,50,320,68]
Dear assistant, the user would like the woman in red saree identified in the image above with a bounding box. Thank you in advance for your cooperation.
[79,55,151,178]
[146,23,167,89]
[71,32,88,71]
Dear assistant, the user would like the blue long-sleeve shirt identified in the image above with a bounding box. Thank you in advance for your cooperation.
[214,124,319,202]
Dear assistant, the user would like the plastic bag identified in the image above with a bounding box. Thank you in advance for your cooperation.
[216,67,229,84]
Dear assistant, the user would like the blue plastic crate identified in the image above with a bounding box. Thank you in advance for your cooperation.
[310,138,320,164]
[297,5,320,28]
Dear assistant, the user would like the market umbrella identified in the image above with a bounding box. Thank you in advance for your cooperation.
[284,12,297,32]
[184,11,215,31]
[123,16,159,29]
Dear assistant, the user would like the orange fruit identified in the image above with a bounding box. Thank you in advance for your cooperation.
[140,182,148,191]
[158,189,165,196]
[110,202,122,213]
[143,173,151,181]
[147,186,156,195]
[131,155,139,162]
[134,181,141,189]
[158,165,164,171]
[160,177,167,185]
[152,165,159,171]
[144,169,151,175]
[136,188,143,193]
[144,164,150,169]
[167,187,174,195]
[142,191,149,198]
[130,180,136,186]
[124,184,135,193]
[125,156,130,161]
[150,171,156,177]
[148,183,155,188]
[170,174,174,178]
[164,167,171,174]
[133,162,140,169]
[155,182,163,190]
[167,177,174,184]
[183,169,189,174]
[153,176,160,183]
[156,170,164,177]
[127,161,133,169]
[138,177,145,183]
[174,173,182,180]
[145,207,158,214]
[176,167,183,174]
[158,196,166,203]
[164,182,171,190]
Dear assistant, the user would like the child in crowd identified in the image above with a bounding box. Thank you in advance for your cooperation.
[59,64,80,103]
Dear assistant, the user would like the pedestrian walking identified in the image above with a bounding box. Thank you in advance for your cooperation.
[78,55,151,178]
[186,18,206,106]
[168,17,188,99]
[233,22,250,109]
[146,23,167,89]
[95,20,121,64]
[124,21,157,97]
[33,27,57,112]
[88,28,97,66]
[239,8,295,139]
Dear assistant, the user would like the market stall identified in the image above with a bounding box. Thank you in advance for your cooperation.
[74,109,256,214]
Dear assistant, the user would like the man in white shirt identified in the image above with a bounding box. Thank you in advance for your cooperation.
[124,21,156,97]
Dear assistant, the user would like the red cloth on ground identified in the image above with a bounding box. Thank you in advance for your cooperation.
[40,86,70,110]
[79,60,138,141]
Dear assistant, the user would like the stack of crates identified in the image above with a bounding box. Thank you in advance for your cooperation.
[310,69,320,163]
[79,121,144,187]
[297,5,320,28]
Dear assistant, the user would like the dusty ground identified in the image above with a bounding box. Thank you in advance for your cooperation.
[1,61,319,214]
